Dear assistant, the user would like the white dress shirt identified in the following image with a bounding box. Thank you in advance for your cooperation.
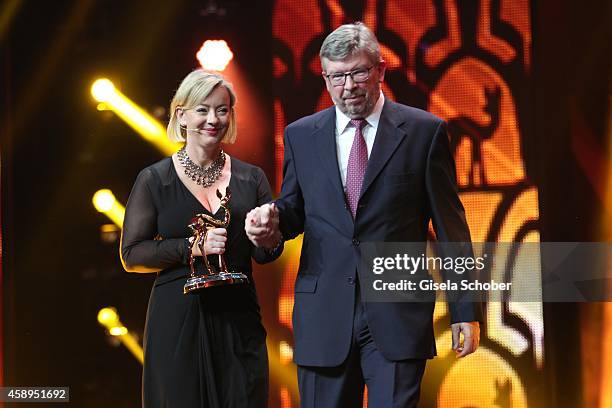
[335,91,385,188]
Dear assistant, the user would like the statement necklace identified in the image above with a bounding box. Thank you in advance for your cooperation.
[177,146,226,187]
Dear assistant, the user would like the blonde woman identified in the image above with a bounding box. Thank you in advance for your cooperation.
[121,69,281,407]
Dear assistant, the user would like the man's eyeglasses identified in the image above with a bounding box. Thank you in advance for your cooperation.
[323,66,375,86]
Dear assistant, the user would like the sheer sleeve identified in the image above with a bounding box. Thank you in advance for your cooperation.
[251,167,284,264]
[120,168,189,273]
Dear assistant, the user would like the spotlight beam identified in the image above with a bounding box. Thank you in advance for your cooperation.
[97,307,144,364]
[91,78,181,155]
[93,189,125,228]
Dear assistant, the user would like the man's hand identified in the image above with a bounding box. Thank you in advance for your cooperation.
[451,321,480,358]
[245,203,282,249]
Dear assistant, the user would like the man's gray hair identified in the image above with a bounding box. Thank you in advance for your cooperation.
[319,22,381,70]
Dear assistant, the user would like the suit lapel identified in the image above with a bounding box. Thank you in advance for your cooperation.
[313,108,355,230]
[313,108,345,198]
[360,100,407,199]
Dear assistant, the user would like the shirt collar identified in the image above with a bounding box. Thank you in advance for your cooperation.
[336,90,385,133]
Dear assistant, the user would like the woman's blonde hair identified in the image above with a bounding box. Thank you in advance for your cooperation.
[167,69,237,143]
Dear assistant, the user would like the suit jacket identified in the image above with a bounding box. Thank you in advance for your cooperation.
[277,99,483,367]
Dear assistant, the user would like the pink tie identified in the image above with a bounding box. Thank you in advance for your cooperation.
[345,119,367,218]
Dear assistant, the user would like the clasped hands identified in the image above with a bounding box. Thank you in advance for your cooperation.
[189,202,281,257]
[244,203,282,249]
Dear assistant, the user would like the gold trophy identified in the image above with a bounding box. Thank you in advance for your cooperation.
[183,188,249,294]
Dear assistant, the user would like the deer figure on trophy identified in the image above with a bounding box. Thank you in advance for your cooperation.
[184,188,249,294]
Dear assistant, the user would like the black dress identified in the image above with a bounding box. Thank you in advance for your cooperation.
[121,157,281,408]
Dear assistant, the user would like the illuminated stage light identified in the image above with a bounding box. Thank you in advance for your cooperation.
[279,341,293,364]
[97,307,119,325]
[93,189,125,228]
[109,326,128,336]
[280,388,291,408]
[196,40,233,71]
[90,78,180,155]
[93,189,114,212]
[97,307,144,364]
[91,78,115,102]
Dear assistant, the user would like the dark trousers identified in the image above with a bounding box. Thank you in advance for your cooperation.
[297,290,426,408]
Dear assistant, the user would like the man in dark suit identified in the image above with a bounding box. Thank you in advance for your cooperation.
[246,22,482,408]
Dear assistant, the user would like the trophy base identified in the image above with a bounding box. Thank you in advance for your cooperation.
[183,272,249,294]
